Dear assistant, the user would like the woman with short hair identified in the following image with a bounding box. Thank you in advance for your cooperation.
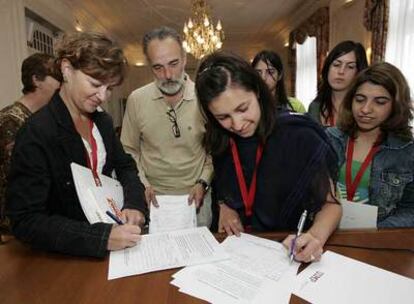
[7,32,148,257]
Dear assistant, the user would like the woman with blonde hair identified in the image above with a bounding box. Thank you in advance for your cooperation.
[7,32,148,256]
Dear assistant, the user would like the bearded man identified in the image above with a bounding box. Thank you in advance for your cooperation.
[121,26,213,227]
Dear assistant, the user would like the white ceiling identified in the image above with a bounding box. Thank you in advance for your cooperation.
[62,0,328,67]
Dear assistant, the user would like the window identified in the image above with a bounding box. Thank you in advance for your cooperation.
[31,28,55,55]
[385,0,414,98]
[25,8,61,56]
[295,37,317,110]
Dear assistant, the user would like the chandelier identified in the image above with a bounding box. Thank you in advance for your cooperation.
[182,0,224,59]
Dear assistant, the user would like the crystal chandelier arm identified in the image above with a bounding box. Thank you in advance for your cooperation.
[182,0,224,59]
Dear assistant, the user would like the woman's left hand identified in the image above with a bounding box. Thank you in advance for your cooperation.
[121,209,145,226]
[282,232,324,263]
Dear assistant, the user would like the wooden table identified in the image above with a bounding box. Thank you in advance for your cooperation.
[1,229,413,304]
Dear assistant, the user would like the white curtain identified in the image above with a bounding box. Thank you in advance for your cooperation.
[385,0,414,99]
[295,36,317,110]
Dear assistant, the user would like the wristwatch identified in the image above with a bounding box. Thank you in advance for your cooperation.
[195,179,209,192]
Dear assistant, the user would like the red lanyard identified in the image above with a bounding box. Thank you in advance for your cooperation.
[328,115,335,127]
[229,138,264,217]
[345,137,380,201]
[85,120,101,186]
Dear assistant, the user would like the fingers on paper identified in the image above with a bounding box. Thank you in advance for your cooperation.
[293,233,323,263]
[282,234,296,251]
[107,224,142,251]
[145,187,158,207]
[188,186,204,208]
[222,218,244,237]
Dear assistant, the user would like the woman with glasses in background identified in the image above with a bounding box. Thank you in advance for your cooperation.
[252,50,306,113]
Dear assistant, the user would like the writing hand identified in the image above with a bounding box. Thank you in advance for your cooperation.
[107,224,142,251]
[282,232,323,263]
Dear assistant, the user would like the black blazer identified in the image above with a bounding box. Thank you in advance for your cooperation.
[6,92,148,257]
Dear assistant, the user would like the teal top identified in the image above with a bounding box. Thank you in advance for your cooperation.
[337,160,370,203]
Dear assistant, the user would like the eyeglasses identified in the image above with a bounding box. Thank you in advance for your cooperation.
[167,108,181,138]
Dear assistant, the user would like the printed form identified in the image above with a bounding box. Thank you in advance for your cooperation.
[108,227,228,280]
[149,195,196,234]
[171,233,300,303]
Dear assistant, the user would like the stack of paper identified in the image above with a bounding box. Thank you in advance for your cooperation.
[71,163,124,224]
[108,227,229,280]
[294,250,414,304]
[171,234,300,304]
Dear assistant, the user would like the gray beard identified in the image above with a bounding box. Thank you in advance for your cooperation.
[156,73,186,96]
[158,82,183,96]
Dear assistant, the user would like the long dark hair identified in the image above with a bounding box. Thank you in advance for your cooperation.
[313,40,368,121]
[251,50,293,110]
[339,62,413,140]
[195,52,277,156]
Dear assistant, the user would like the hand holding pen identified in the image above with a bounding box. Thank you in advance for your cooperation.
[289,210,307,263]
[106,210,142,251]
[106,210,124,225]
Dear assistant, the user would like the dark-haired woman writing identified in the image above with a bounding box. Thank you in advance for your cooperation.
[195,52,341,263]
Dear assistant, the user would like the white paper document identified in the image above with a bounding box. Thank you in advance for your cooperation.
[171,233,300,303]
[294,250,414,304]
[108,226,228,280]
[70,163,124,224]
[339,199,378,229]
[149,195,196,234]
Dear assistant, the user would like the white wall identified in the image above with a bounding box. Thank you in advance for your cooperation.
[0,0,77,109]
[0,0,27,108]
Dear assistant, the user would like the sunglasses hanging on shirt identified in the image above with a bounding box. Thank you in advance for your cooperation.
[167,108,181,138]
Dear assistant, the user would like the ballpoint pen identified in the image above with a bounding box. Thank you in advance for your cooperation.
[289,209,308,263]
[106,210,124,225]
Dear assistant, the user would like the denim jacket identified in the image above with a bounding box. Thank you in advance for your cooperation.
[326,127,414,228]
